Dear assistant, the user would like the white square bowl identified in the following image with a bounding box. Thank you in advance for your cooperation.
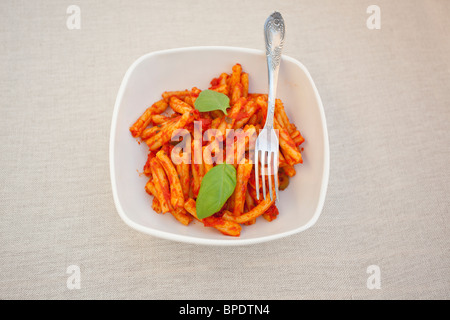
[110,46,329,246]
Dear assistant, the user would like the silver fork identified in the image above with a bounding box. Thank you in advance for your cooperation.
[255,11,285,202]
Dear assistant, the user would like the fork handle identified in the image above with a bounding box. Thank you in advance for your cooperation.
[264,12,285,130]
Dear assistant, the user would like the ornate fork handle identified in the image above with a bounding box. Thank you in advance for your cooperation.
[264,12,285,130]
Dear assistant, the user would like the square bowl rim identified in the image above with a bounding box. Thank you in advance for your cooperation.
[109,46,330,246]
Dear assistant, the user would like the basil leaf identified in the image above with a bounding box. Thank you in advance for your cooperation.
[196,164,236,219]
[194,90,230,115]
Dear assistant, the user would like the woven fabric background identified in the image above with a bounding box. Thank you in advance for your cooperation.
[0,0,449,299]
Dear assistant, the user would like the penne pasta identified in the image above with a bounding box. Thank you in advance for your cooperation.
[146,111,195,151]
[152,196,161,213]
[175,158,190,200]
[222,193,275,224]
[156,149,184,208]
[191,138,204,197]
[129,63,305,236]
[151,114,171,125]
[141,116,179,140]
[233,100,259,129]
[149,157,172,213]
[162,90,191,103]
[230,82,243,106]
[130,99,168,137]
[232,162,253,216]
[170,96,194,115]
[228,63,242,94]
[170,207,193,226]
[240,72,249,98]
[274,118,303,164]
[184,199,241,236]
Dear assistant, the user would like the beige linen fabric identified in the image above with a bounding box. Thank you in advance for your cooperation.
[0,0,448,299]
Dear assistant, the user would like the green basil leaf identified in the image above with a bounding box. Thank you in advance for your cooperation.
[196,164,236,219]
[194,90,230,115]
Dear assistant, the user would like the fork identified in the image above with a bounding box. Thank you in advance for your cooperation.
[255,11,285,202]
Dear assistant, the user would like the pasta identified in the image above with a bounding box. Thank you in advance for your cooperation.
[130,63,304,236]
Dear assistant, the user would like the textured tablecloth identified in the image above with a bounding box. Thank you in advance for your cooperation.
[1,0,449,300]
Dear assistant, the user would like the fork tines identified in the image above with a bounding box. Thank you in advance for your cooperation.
[255,148,279,202]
